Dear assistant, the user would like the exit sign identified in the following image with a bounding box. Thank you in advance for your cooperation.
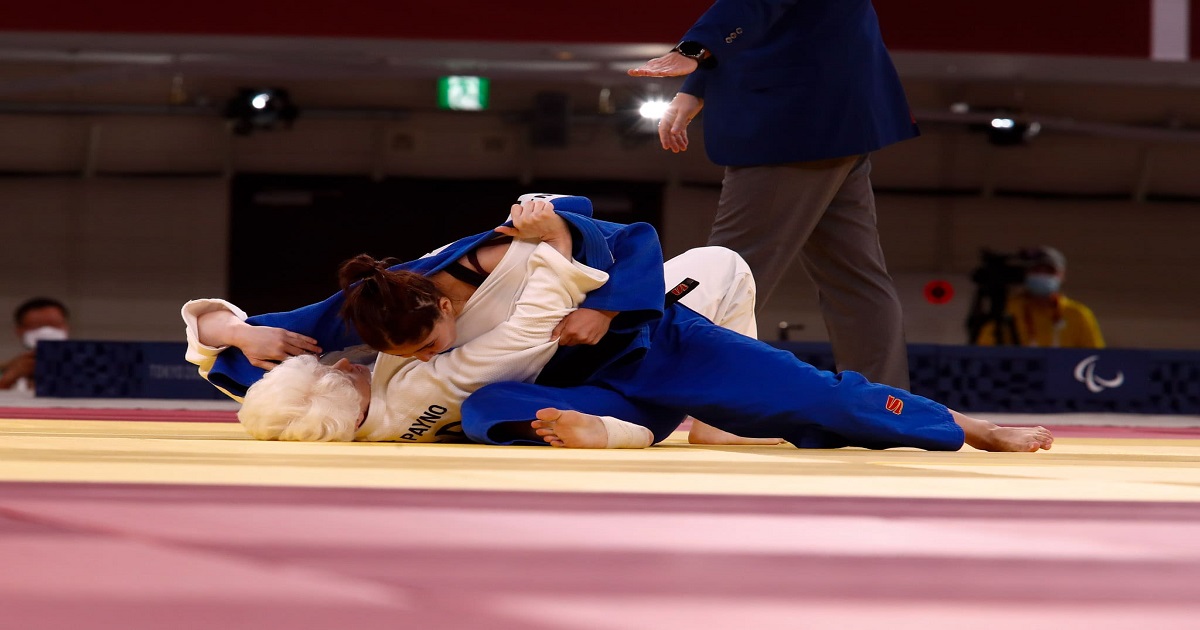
[438,76,490,111]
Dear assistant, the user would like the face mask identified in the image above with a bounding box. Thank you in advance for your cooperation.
[22,326,68,349]
[1024,273,1061,297]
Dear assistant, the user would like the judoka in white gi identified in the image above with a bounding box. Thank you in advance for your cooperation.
[185,198,766,447]
[187,196,1053,452]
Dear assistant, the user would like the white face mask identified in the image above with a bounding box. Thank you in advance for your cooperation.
[22,326,68,349]
[1023,273,1062,297]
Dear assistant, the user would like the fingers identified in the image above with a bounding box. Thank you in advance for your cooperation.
[286,332,322,355]
[660,122,688,153]
[505,200,560,241]
[525,199,553,219]
[670,115,691,152]
[657,105,691,153]
[555,332,600,346]
[628,53,698,78]
[248,358,278,371]
[658,112,673,151]
[628,54,673,77]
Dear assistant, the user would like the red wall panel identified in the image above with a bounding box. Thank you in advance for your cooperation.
[874,0,1152,57]
[2,1,1163,58]
[1192,0,1200,59]
[2,1,696,44]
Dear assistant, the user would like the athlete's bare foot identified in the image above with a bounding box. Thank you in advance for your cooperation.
[687,418,785,445]
[952,410,1054,452]
[530,408,653,449]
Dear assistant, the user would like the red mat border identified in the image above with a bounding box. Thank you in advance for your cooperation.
[0,406,237,423]
[3,481,1200,521]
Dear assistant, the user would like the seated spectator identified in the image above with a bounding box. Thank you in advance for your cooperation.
[975,247,1104,348]
[0,297,70,390]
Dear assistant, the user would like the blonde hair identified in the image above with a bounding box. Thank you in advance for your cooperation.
[237,354,363,441]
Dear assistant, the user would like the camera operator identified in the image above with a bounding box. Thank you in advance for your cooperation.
[973,247,1104,348]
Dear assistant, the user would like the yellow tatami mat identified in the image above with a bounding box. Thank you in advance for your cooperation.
[2,418,1198,502]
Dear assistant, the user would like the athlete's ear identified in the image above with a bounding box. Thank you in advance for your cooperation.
[438,296,455,316]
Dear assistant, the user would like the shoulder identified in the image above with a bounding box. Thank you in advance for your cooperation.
[1060,296,1098,319]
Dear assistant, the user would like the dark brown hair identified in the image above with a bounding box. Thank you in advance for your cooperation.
[14,297,69,326]
[338,254,444,351]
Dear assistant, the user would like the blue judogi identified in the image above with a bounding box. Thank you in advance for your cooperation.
[206,196,666,398]
[461,305,966,451]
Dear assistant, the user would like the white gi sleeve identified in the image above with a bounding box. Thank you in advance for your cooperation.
[666,246,759,338]
[181,298,248,380]
[357,242,608,442]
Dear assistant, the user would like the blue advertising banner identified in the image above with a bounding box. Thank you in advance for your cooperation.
[772,343,1200,415]
[1045,350,1151,404]
[34,340,228,400]
[28,338,1200,411]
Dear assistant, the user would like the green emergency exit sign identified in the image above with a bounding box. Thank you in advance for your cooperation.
[437,76,490,111]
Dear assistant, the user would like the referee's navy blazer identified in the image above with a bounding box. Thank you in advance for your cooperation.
[680,0,919,167]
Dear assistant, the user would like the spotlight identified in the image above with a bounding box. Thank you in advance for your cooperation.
[638,99,669,120]
[986,117,1040,146]
[960,109,1039,147]
[224,88,299,136]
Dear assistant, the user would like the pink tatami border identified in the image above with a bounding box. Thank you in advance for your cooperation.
[0,406,237,423]
[2,482,1199,521]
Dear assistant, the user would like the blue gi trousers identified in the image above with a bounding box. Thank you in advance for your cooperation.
[461,306,966,451]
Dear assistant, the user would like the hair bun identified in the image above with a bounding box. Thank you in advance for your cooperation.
[338,254,401,290]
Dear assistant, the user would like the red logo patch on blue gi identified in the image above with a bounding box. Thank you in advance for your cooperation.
[885,395,904,415]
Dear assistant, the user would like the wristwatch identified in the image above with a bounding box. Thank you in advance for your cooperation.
[672,41,715,67]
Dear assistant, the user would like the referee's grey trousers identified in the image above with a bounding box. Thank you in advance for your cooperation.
[708,154,910,390]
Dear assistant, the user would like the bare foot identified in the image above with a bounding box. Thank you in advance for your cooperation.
[687,418,785,445]
[531,408,653,449]
[952,410,1054,452]
[970,425,1055,452]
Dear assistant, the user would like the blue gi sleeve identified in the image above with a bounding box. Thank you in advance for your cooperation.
[205,292,363,398]
[681,0,802,61]
[206,194,604,398]
[559,215,666,332]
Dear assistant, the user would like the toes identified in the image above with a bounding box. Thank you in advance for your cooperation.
[536,408,563,421]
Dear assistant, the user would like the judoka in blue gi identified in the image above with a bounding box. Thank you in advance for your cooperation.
[192,195,1053,453]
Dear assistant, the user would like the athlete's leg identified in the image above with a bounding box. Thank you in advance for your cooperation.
[668,246,783,445]
[618,307,965,450]
[461,382,684,446]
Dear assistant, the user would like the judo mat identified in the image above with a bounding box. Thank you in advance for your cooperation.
[1,406,1199,630]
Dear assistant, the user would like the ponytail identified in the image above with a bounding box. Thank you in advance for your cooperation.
[338,254,444,351]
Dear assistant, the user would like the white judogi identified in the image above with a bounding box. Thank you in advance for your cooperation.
[359,241,605,442]
[183,244,755,443]
[184,242,607,441]
[667,246,757,339]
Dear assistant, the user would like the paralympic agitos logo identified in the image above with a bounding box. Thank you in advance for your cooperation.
[1073,355,1125,393]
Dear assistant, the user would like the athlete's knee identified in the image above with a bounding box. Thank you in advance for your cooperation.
[461,383,521,443]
